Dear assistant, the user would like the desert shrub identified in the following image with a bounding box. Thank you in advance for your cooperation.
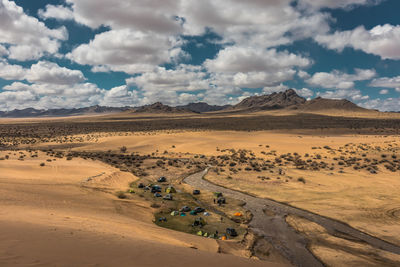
[40,162,45,167]
[120,146,127,153]
[297,177,306,184]
[116,191,127,199]
[151,203,161,208]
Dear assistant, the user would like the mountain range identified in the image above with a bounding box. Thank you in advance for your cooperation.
[0,89,369,118]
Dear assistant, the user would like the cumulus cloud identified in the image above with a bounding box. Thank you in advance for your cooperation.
[0,81,131,111]
[205,47,311,88]
[26,61,85,85]
[359,97,400,112]
[298,0,383,10]
[180,0,330,48]
[0,60,26,80]
[0,0,67,61]
[317,89,369,101]
[315,24,400,60]
[370,76,400,91]
[205,47,311,73]
[263,84,289,94]
[68,29,187,74]
[38,4,74,20]
[306,69,376,89]
[127,65,208,92]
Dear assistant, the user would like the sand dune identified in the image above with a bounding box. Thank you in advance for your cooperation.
[0,154,282,267]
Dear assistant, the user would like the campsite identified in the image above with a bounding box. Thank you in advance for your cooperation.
[1,1,400,266]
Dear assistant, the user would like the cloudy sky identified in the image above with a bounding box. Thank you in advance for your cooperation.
[0,0,400,111]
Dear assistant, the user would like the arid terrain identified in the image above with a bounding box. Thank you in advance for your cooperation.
[1,106,400,266]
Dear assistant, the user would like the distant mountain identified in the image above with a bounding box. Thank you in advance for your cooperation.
[0,90,373,118]
[0,105,131,118]
[294,97,367,111]
[177,102,231,113]
[230,89,306,111]
[134,102,192,114]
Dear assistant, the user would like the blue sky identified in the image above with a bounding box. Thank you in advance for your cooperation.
[0,0,399,111]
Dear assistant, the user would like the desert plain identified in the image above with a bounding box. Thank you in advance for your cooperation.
[1,110,400,267]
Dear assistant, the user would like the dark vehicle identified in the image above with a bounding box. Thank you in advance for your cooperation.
[193,189,201,195]
[157,176,167,183]
[180,206,191,212]
[151,185,162,193]
[226,228,238,237]
[154,192,162,198]
[193,207,205,214]
[138,183,145,188]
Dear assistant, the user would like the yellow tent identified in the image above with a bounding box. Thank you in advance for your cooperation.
[165,186,176,194]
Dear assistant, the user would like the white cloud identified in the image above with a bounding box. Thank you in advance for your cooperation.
[0,44,8,57]
[99,85,140,107]
[0,0,67,61]
[205,47,311,88]
[181,0,330,48]
[370,76,400,90]
[205,47,311,73]
[359,97,400,112]
[26,61,85,85]
[317,89,369,101]
[263,84,289,94]
[306,69,376,89]
[315,24,400,60]
[298,0,383,10]
[64,0,182,34]
[297,70,311,79]
[68,29,187,74]
[296,88,314,98]
[38,4,74,20]
[127,65,208,92]
[0,60,26,80]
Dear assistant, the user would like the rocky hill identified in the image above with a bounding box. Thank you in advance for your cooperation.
[134,102,192,113]
[178,102,231,113]
[294,97,367,111]
[231,89,306,111]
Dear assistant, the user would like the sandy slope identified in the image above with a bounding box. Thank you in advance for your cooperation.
[0,154,281,267]
[69,131,400,248]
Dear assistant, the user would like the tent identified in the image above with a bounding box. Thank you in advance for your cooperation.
[165,186,176,194]
[214,192,223,198]
[197,230,203,236]
[163,194,173,200]
[170,211,179,216]
[192,217,206,227]
[234,212,243,217]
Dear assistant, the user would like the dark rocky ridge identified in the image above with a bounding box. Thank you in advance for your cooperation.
[177,102,231,113]
[230,89,306,111]
[0,89,372,118]
[133,102,192,113]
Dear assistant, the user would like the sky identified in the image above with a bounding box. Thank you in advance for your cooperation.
[0,0,400,111]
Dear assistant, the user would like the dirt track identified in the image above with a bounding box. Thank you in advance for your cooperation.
[184,168,400,267]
